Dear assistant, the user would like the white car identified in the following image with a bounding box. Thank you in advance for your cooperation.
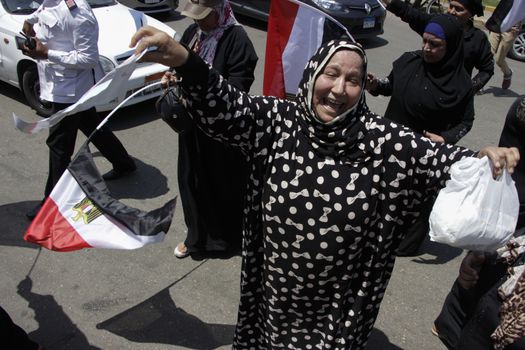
[118,0,178,14]
[0,0,175,116]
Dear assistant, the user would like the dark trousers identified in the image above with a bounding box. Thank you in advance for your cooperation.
[44,104,134,197]
[396,197,435,256]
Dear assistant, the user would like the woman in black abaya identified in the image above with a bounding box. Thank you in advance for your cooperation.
[162,0,258,258]
[133,25,519,348]
[367,14,475,255]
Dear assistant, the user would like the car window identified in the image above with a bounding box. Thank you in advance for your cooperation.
[88,0,117,8]
[2,0,42,13]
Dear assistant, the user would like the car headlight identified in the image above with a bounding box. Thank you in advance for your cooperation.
[98,55,115,75]
[311,0,345,12]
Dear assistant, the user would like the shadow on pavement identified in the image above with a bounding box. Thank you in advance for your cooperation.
[480,85,522,98]
[366,328,404,349]
[409,236,463,265]
[97,281,235,349]
[0,81,27,105]
[91,152,171,201]
[102,100,161,132]
[0,201,39,248]
[189,248,242,261]
[17,276,101,349]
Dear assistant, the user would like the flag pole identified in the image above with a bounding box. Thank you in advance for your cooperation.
[26,247,42,278]
[286,0,354,40]
[85,81,163,144]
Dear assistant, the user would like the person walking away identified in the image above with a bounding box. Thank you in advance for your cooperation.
[166,0,258,258]
[382,0,494,94]
[488,22,522,90]
[21,0,136,220]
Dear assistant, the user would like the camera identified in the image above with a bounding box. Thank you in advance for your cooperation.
[16,32,36,50]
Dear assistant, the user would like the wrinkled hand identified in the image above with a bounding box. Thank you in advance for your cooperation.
[130,26,188,67]
[161,71,178,88]
[365,73,378,91]
[478,146,520,177]
[457,251,485,289]
[423,130,445,143]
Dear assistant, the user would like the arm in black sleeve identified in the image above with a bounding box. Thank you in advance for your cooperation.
[441,95,474,144]
[387,0,432,36]
[221,27,258,92]
[470,35,494,93]
[368,70,394,97]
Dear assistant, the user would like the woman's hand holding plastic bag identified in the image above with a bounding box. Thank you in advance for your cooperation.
[477,146,520,177]
[429,147,520,252]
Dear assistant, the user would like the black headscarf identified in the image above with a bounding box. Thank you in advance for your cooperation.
[295,40,375,163]
[498,96,525,228]
[394,14,472,126]
[457,0,484,17]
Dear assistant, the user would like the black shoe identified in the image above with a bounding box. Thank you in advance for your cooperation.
[26,202,43,221]
[102,165,136,181]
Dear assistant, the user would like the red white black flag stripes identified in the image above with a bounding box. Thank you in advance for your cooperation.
[263,0,352,98]
[485,0,525,33]
[25,143,176,252]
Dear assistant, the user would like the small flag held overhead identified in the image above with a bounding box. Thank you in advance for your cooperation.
[263,0,352,99]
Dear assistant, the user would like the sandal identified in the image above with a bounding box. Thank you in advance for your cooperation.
[431,323,439,337]
[174,242,189,258]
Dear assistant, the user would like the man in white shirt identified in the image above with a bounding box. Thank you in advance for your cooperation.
[21,0,136,219]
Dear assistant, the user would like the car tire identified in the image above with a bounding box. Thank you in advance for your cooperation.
[425,0,445,14]
[508,30,525,62]
[22,65,55,117]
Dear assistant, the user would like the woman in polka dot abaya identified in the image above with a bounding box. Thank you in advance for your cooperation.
[131,27,520,349]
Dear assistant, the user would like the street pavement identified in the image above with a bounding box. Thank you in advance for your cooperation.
[1,6,524,350]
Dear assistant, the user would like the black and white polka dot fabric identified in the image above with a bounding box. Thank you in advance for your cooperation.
[177,40,474,349]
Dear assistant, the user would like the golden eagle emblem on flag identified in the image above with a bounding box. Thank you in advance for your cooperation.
[72,197,103,224]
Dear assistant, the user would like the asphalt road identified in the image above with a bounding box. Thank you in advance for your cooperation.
[1,8,524,350]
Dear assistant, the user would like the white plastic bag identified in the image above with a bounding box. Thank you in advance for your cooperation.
[428,156,519,252]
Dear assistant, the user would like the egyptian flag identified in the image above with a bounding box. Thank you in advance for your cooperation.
[24,143,176,252]
[485,0,525,33]
[263,0,352,98]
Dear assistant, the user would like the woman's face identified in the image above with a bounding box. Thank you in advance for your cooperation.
[422,32,447,63]
[447,1,472,24]
[196,10,220,32]
[312,50,364,123]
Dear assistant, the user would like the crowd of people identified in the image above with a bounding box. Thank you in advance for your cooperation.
[6,0,525,348]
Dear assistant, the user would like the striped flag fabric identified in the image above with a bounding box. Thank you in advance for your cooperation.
[485,0,525,33]
[13,49,153,134]
[263,0,352,98]
[24,143,176,252]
